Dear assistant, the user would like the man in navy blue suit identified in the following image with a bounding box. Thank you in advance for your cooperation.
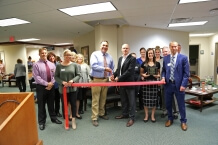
[161,41,189,131]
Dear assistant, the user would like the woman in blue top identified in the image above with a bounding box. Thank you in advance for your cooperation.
[47,52,62,118]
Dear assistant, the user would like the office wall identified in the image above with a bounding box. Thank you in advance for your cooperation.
[189,37,210,79]
[190,34,218,81]
[73,30,95,59]
[117,25,189,58]
[0,45,27,75]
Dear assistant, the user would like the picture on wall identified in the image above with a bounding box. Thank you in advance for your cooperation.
[81,46,89,64]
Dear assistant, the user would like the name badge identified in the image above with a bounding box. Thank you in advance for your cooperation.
[167,63,171,66]
[61,69,65,71]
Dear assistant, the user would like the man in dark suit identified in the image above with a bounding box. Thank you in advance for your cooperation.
[161,41,189,131]
[111,44,136,127]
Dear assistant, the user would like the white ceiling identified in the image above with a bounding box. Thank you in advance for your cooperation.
[0,0,218,44]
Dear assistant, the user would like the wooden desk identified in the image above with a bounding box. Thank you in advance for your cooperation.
[185,88,218,112]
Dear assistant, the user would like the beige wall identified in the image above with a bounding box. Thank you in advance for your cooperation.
[190,34,218,83]
[0,45,27,75]
[73,25,190,70]
[117,25,189,58]
[73,30,95,64]
[95,25,118,65]
[189,37,210,79]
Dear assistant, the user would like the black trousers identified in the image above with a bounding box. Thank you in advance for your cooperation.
[77,88,87,112]
[54,88,61,114]
[120,87,136,120]
[16,76,26,92]
[36,85,57,125]
[60,91,77,118]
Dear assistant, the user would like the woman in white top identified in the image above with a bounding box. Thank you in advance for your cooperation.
[76,53,91,115]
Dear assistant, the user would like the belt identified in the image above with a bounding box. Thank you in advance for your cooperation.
[93,77,107,79]
[169,80,175,84]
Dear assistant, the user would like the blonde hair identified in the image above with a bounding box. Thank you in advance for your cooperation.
[39,47,47,54]
[70,51,77,62]
[63,49,72,56]
[76,53,85,64]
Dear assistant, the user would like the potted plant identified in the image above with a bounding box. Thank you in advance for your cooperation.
[205,76,213,90]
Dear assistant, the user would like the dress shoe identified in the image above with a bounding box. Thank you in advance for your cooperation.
[72,120,76,130]
[79,110,84,114]
[39,124,45,130]
[76,115,82,119]
[99,115,109,120]
[56,112,62,117]
[151,119,156,123]
[92,120,99,127]
[51,119,62,124]
[165,120,173,127]
[126,119,134,127]
[143,119,148,123]
[115,115,128,119]
[181,123,188,131]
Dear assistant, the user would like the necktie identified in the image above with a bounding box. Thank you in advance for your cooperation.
[44,61,51,82]
[170,56,175,81]
[103,54,107,77]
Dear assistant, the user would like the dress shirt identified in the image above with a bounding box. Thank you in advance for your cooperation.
[120,54,130,75]
[90,50,114,78]
[171,53,178,65]
[33,59,56,86]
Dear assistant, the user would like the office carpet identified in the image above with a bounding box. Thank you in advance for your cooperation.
[1,85,218,145]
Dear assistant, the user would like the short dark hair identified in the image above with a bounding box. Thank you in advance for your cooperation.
[17,58,22,63]
[140,47,146,52]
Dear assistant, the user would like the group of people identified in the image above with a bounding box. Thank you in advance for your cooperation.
[89,40,189,131]
[32,48,90,130]
[13,40,188,131]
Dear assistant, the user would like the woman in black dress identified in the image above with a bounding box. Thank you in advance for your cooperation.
[140,48,160,123]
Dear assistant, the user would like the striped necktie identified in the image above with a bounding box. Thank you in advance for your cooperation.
[103,54,107,77]
[170,56,175,81]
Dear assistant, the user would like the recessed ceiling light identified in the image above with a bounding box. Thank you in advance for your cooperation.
[59,2,116,16]
[17,38,40,42]
[179,0,211,4]
[0,18,30,27]
[168,21,208,27]
[189,33,214,37]
[55,43,72,45]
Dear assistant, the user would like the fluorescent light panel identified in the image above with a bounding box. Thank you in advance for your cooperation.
[168,21,208,27]
[55,43,72,45]
[0,18,30,27]
[189,33,214,37]
[17,38,40,42]
[59,2,116,16]
[179,0,211,4]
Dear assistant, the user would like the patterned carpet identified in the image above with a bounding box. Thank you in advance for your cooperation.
[1,85,218,145]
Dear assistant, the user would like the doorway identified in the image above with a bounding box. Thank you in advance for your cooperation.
[189,45,199,75]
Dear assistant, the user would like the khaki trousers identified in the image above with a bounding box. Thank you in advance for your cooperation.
[91,78,108,120]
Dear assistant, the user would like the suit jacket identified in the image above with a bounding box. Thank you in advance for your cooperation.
[114,54,136,88]
[162,53,189,91]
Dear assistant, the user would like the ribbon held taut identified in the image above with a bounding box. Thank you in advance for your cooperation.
[62,81,165,130]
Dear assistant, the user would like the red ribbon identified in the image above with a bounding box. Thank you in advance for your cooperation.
[71,81,165,87]
[62,81,165,130]
[63,86,69,130]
